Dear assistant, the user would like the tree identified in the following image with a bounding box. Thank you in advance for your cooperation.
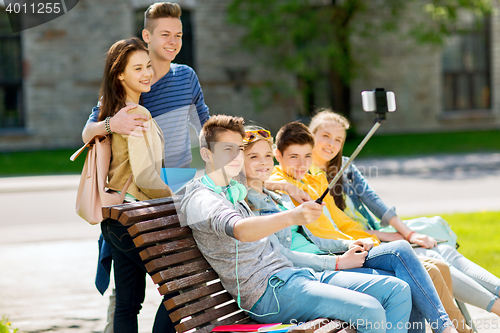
[227,0,494,119]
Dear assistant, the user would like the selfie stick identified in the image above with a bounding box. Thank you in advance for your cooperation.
[315,88,393,204]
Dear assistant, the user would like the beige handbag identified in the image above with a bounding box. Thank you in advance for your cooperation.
[71,135,133,225]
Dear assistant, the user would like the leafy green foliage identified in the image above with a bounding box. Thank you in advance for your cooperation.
[227,0,494,115]
[0,316,18,333]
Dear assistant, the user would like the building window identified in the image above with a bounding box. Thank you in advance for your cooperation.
[0,8,23,128]
[442,16,491,111]
[134,8,195,70]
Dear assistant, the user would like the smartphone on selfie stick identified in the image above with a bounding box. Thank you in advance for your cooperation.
[315,88,396,204]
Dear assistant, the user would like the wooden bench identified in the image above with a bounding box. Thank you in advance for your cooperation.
[102,196,356,333]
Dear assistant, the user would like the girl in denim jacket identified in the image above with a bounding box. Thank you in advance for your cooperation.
[308,109,500,318]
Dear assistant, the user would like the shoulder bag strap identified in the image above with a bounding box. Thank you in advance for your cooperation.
[118,174,134,203]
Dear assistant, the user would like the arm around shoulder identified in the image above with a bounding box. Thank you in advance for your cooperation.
[83,104,149,142]
[82,106,107,143]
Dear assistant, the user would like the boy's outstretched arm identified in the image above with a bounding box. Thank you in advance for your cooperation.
[263,180,312,203]
[233,201,323,242]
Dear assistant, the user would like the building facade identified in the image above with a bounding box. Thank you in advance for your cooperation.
[0,0,498,152]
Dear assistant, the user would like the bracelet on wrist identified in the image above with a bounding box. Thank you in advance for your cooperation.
[105,116,113,135]
[335,257,340,271]
[406,231,415,241]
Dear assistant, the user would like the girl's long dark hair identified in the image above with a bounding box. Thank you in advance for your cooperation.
[98,37,148,121]
[309,109,350,211]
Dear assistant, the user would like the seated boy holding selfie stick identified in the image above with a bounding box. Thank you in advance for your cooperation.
[179,114,414,333]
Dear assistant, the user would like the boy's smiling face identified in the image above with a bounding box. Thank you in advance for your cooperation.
[143,17,183,63]
[203,131,245,181]
[275,143,314,181]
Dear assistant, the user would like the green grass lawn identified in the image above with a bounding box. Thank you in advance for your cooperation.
[402,211,500,278]
[0,129,499,176]
[0,149,84,176]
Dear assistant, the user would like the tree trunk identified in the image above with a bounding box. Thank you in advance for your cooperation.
[328,69,351,120]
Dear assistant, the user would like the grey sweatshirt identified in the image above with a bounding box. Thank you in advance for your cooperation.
[179,179,293,310]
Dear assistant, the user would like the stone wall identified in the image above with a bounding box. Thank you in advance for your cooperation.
[0,0,296,152]
[0,0,133,151]
[0,0,498,151]
[350,1,500,134]
[192,0,297,134]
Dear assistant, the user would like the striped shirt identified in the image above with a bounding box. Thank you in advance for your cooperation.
[86,63,210,168]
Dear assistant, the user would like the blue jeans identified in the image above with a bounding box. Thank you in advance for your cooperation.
[415,244,499,312]
[345,268,425,333]
[249,267,412,333]
[363,241,452,333]
[101,219,175,333]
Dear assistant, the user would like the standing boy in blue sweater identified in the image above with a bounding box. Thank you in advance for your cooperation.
[82,3,209,333]
[82,2,209,168]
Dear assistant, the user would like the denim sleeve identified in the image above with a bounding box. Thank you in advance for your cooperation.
[85,105,100,128]
[302,226,351,253]
[346,162,397,227]
[268,234,338,272]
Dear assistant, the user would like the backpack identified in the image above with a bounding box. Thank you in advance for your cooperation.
[71,135,132,224]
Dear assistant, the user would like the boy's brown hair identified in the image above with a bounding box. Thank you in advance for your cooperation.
[144,2,182,33]
[200,115,245,151]
[275,121,315,154]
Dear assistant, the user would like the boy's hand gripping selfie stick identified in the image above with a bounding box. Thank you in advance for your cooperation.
[315,88,396,204]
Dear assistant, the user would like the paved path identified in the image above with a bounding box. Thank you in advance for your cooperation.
[356,152,500,217]
[0,152,499,333]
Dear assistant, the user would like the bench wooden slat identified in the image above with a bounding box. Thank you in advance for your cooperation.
[175,302,241,332]
[140,237,197,261]
[152,258,211,284]
[111,198,174,220]
[119,203,178,225]
[133,227,192,247]
[169,293,233,322]
[195,312,249,333]
[159,270,218,294]
[145,248,203,274]
[128,215,180,237]
[339,328,356,333]
[235,317,254,324]
[165,282,225,310]
[311,320,342,333]
[103,197,176,220]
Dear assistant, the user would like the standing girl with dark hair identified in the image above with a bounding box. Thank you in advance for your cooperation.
[99,37,173,333]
